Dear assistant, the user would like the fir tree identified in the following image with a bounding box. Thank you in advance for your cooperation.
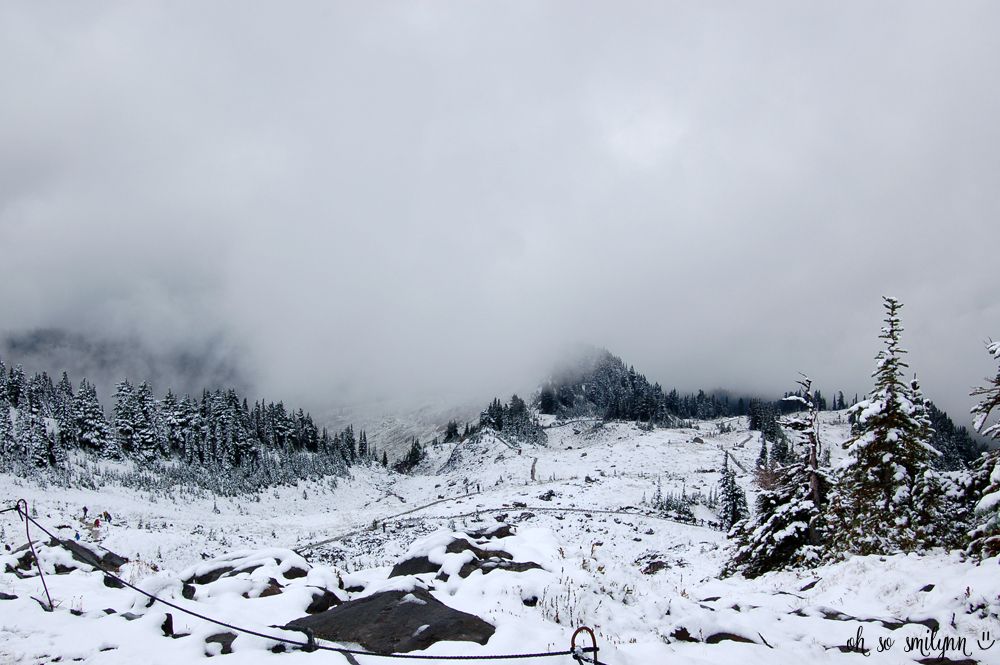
[827,297,939,555]
[134,381,163,461]
[0,390,12,458]
[755,436,768,469]
[718,453,749,530]
[53,371,77,447]
[6,364,26,408]
[74,379,112,454]
[727,376,830,577]
[113,380,137,455]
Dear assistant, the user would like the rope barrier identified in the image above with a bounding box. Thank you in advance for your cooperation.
[3,500,604,663]
[15,499,54,611]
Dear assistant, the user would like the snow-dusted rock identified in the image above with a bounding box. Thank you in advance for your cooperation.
[284,588,495,654]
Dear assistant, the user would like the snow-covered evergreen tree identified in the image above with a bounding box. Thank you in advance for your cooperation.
[968,340,1000,558]
[6,364,26,408]
[755,436,768,469]
[53,371,77,448]
[113,379,137,455]
[726,376,831,577]
[0,391,12,458]
[718,453,749,531]
[74,379,112,454]
[133,381,163,461]
[827,297,939,555]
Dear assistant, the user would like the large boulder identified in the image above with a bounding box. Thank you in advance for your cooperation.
[7,539,127,575]
[53,538,128,571]
[284,588,495,654]
[390,531,530,580]
[180,549,310,586]
[388,556,438,578]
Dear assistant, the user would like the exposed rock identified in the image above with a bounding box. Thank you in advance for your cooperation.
[306,588,342,614]
[445,538,511,561]
[181,549,310,586]
[103,574,125,589]
[259,579,284,598]
[641,560,669,575]
[705,632,755,644]
[52,538,128,571]
[466,524,515,540]
[186,565,235,585]
[284,588,495,654]
[391,534,519,579]
[161,613,175,637]
[205,631,237,655]
[790,607,939,632]
[457,558,543,578]
[389,555,438,578]
[671,627,697,642]
[671,627,758,645]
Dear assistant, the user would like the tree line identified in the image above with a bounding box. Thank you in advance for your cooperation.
[0,362,382,493]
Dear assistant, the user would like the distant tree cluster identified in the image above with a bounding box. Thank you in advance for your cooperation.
[537,350,674,424]
[480,394,546,446]
[0,358,367,493]
[393,436,426,473]
[536,349,855,426]
[649,478,717,524]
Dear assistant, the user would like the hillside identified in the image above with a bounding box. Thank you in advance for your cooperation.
[3,410,997,664]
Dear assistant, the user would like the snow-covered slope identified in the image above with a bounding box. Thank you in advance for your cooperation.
[1,411,997,664]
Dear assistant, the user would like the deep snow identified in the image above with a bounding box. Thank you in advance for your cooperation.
[2,411,998,664]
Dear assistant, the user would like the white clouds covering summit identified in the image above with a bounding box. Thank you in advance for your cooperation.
[1,2,998,415]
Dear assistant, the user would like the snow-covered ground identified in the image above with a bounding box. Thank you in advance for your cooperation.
[2,411,998,664]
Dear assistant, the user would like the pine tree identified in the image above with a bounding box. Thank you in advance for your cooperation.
[74,379,112,454]
[827,297,939,555]
[718,453,749,531]
[113,380,137,455]
[53,371,77,447]
[727,376,831,577]
[968,340,1000,558]
[6,364,26,408]
[755,436,768,469]
[0,390,12,458]
[133,382,163,461]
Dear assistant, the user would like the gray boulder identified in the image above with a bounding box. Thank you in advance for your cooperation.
[284,588,495,654]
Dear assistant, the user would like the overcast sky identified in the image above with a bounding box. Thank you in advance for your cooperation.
[1,2,998,421]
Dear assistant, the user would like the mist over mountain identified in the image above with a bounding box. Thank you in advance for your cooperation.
[1,328,250,403]
[2,3,998,423]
